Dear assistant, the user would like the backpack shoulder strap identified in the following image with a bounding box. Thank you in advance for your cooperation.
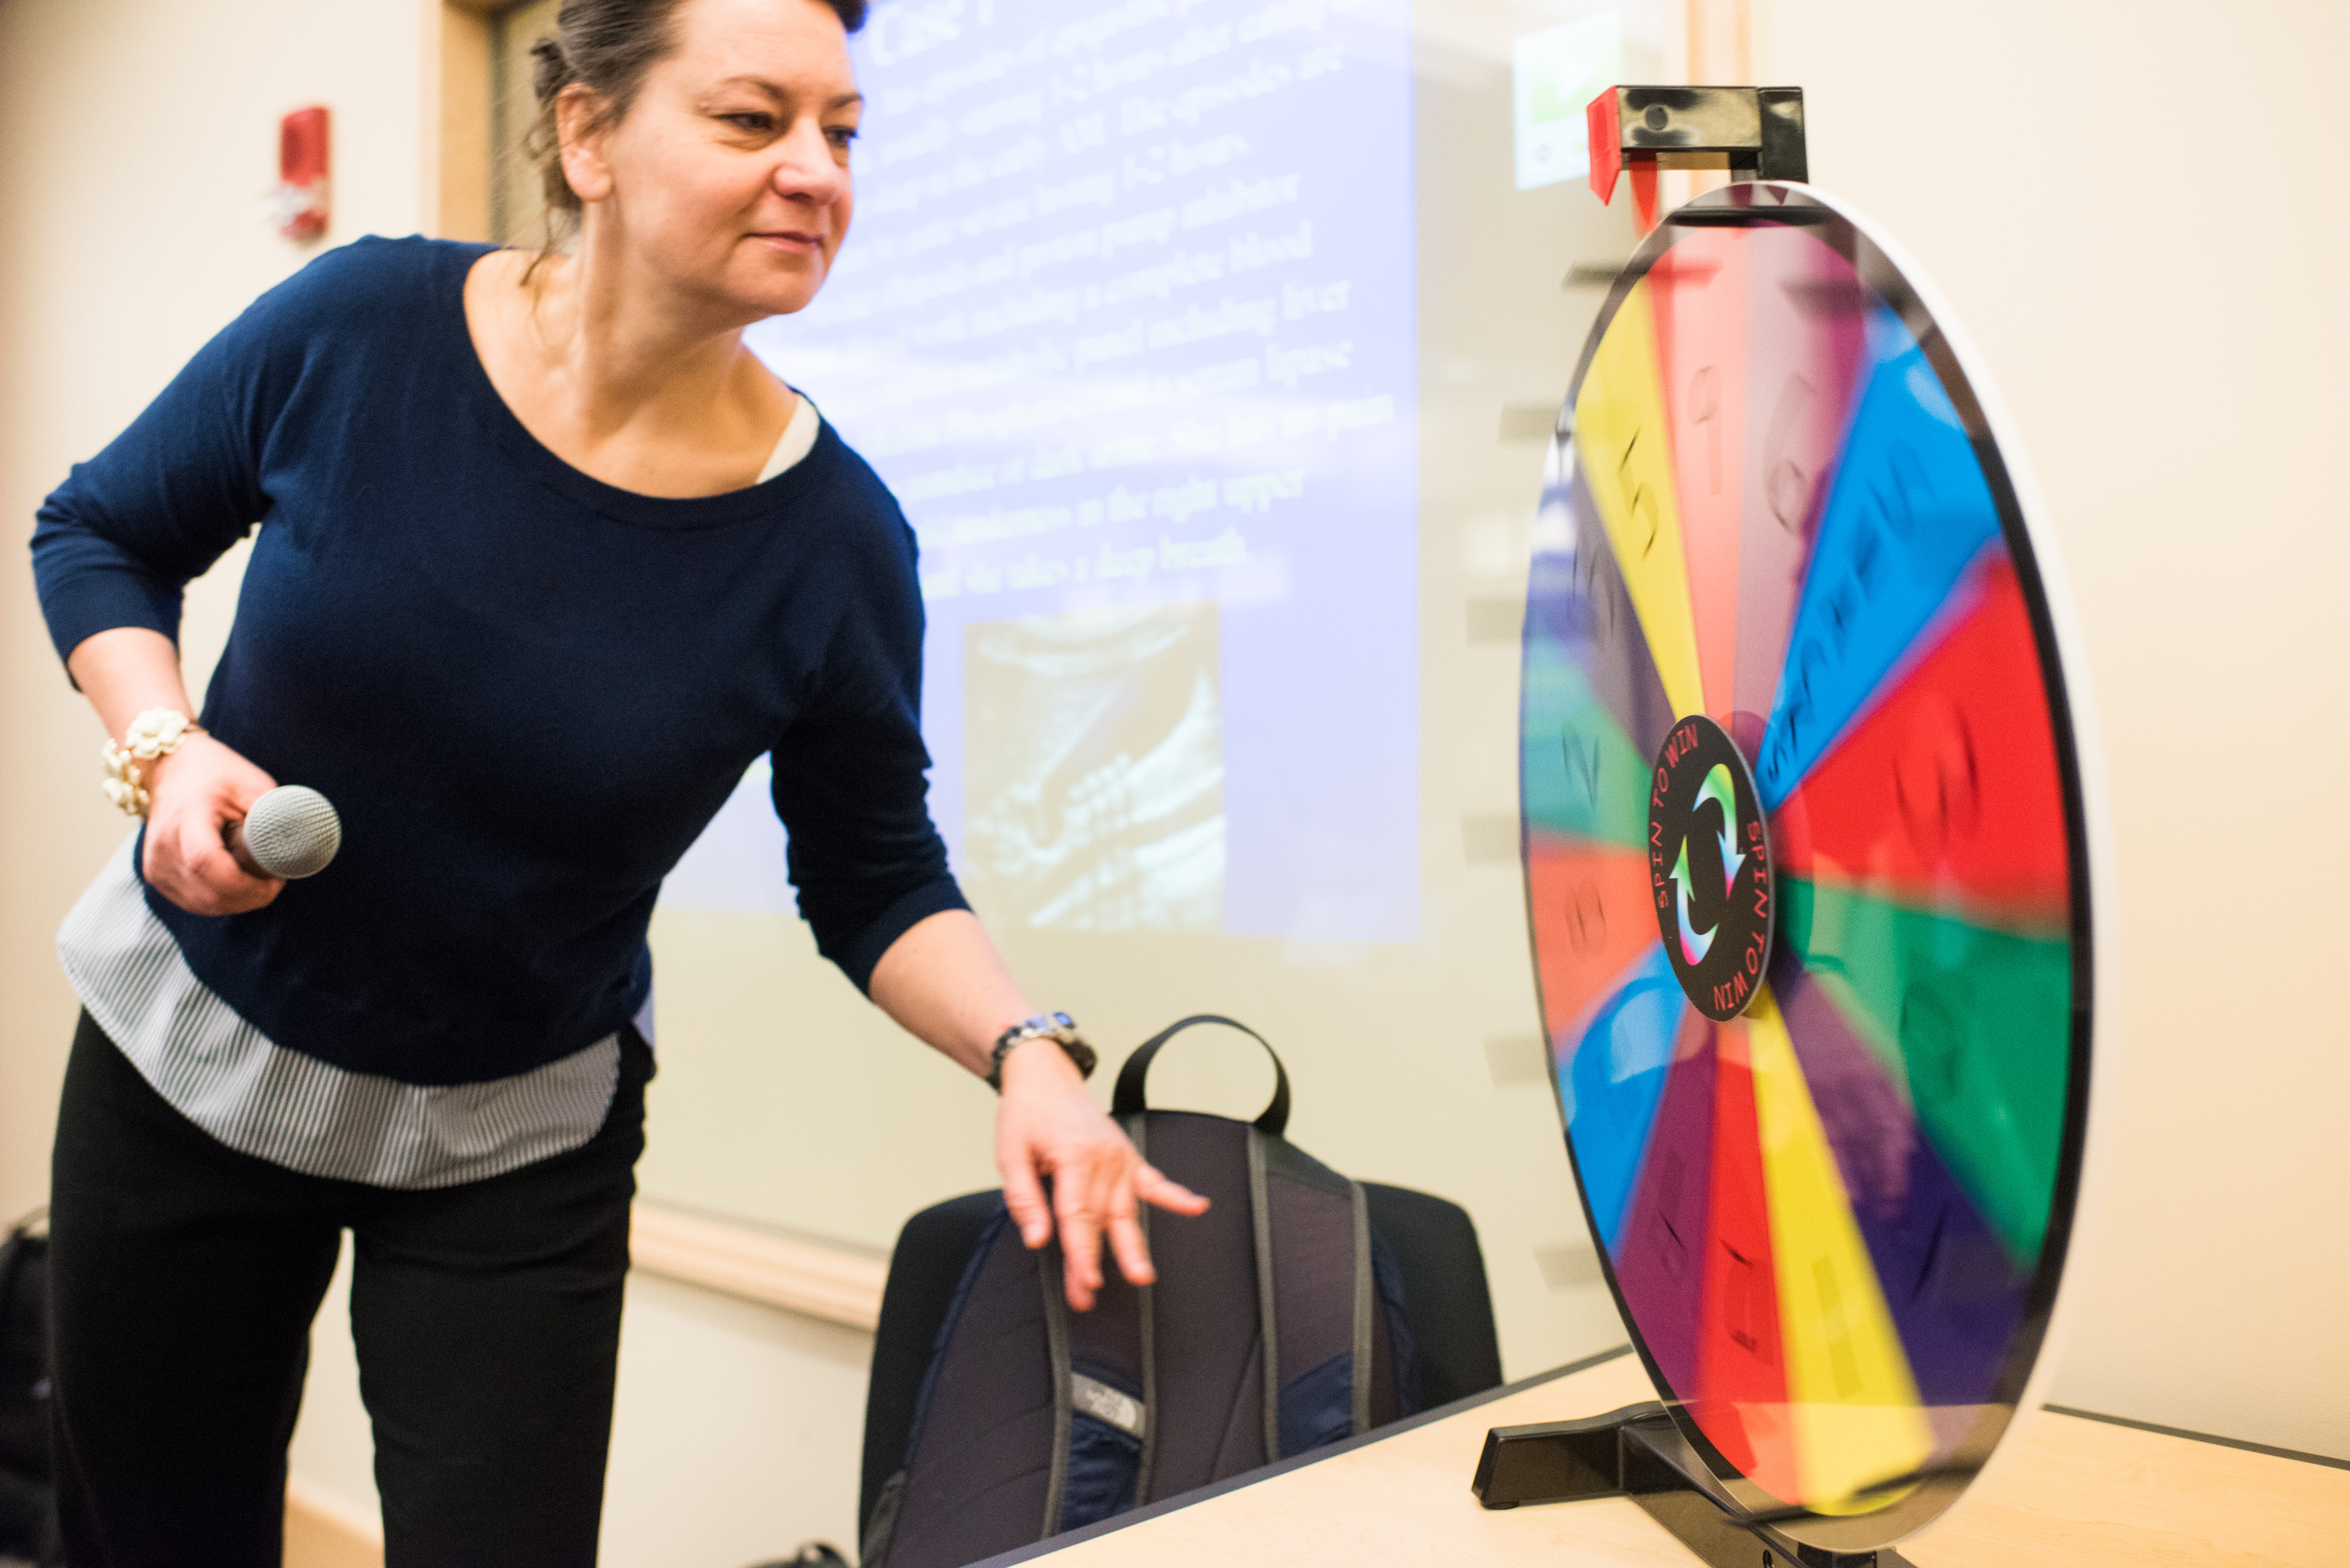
[1254,1137,1396,1453]
[1121,1115,1161,1505]
[1051,1202,1153,1533]
[1118,1111,1270,1498]
[1246,1127,1282,1462]
[1037,1241,1074,1539]
[1350,1178,1375,1437]
[882,1209,1061,1568]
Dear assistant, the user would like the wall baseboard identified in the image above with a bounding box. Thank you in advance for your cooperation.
[285,1477,383,1568]
[630,1200,888,1330]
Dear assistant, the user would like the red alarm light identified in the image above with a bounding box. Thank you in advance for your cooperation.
[268,106,331,242]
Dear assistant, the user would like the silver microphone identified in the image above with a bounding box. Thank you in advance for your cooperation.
[224,785,342,879]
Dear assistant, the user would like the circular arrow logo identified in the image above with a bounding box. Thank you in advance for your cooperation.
[1648,715,1775,1021]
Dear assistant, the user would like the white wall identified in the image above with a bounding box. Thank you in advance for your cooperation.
[1751,0,2350,1462]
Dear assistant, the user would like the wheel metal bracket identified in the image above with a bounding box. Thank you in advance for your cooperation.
[1587,86,1810,228]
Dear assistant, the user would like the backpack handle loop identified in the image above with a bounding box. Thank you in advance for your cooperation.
[1112,1015,1291,1136]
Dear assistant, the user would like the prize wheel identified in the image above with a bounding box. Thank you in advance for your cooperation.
[1520,181,2094,1551]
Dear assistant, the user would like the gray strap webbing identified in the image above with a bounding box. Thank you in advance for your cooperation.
[1123,1113,1160,1506]
[1246,1127,1281,1462]
[859,1471,905,1568]
[1348,1179,1374,1435]
[1038,1243,1074,1539]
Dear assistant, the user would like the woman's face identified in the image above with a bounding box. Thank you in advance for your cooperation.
[566,0,861,321]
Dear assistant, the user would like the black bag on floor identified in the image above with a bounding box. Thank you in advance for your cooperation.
[0,1211,60,1566]
[863,1018,1423,1568]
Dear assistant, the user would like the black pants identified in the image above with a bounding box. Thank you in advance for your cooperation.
[46,1010,651,1567]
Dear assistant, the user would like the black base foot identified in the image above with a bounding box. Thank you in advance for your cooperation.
[1472,1403,1912,1568]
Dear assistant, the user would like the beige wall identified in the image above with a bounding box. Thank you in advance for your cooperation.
[1750,0,2350,1463]
[0,0,423,1540]
[0,0,432,1218]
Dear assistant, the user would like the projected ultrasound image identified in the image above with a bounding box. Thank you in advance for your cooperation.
[963,602,1225,933]
[662,0,1418,943]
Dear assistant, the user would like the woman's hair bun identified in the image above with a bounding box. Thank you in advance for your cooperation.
[529,35,572,107]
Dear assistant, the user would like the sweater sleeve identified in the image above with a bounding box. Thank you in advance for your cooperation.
[769,506,969,993]
[30,259,317,668]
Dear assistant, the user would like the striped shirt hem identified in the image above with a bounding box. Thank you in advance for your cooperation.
[57,834,623,1190]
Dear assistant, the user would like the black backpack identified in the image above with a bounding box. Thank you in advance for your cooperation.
[0,1211,59,1566]
[862,1018,1426,1568]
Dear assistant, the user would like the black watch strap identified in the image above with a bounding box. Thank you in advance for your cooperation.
[986,1013,1097,1090]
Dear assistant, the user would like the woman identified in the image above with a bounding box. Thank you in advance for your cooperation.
[29,0,1204,1559]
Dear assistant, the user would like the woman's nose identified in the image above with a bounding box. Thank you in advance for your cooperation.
[772,121,848,205]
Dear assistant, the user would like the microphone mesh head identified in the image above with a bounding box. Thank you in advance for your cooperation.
[244,785,342,879]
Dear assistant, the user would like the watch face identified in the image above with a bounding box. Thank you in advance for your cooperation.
[989,1016,1093,1086]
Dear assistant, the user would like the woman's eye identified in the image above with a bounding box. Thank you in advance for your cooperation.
[827,126,860,148]
[724,112,776,133]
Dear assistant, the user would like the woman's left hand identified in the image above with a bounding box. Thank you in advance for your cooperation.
[995,1040,1209,1311]
[866,909,1210,1311]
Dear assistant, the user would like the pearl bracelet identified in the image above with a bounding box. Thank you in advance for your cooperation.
[101,708,202,818]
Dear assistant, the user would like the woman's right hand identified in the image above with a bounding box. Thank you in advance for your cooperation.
[63,628,283,915]
[140,733,284,915]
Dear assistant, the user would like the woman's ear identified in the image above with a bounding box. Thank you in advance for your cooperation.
[556,84,615,204]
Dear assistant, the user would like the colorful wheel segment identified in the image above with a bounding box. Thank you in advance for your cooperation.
[1521,183,2089,1548]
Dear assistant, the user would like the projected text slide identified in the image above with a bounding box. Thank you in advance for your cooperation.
[667,0,1416,943]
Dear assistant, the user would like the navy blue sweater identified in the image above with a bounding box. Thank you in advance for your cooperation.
[32,237,966,1086]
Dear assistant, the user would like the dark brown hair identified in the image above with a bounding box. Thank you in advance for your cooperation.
[524,0,868,248]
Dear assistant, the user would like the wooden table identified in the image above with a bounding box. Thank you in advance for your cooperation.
[985,1348,2349,1567]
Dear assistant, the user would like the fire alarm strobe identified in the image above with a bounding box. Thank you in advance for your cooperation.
[266,106,331,242]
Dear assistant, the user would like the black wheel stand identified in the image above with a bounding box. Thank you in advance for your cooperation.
[1472,1403,1917,1568]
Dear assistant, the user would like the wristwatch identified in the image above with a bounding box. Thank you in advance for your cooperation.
[986,1012,1097,1091]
